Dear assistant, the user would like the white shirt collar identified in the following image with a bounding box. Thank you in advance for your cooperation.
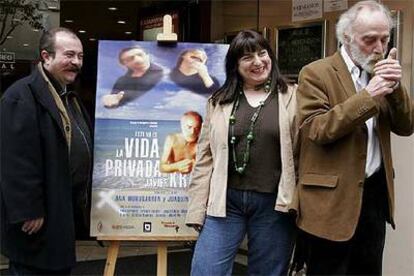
[340,45,361,79]
[340,47,380,177]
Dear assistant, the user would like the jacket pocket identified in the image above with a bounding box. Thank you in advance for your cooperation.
[300,174,338,188]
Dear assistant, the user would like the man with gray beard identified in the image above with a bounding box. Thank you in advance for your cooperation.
[294,1,413,274]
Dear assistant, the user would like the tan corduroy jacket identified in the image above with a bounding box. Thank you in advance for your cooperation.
[296,52,414,241]
[185,85,298,226]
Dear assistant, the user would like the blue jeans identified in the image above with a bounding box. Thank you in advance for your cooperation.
[191,188,296,276]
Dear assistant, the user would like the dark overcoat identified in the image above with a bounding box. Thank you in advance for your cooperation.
[0,65,91,270]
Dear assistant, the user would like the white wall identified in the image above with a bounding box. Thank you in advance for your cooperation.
[383,135,414,275]
[383,1,414,273]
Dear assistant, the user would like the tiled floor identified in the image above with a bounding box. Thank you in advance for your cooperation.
[0,241,160,270]
[0,241,247,271]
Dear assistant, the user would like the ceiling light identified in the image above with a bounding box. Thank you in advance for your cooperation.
[78,30,86,34]
[108,7,118,11]
[89,38,96,41]
[65,19,74,23]
[6,36,13,39]
[117,20,126,24]
[33,29,40,32]
[23,43,29,47]
[125,31,132,35]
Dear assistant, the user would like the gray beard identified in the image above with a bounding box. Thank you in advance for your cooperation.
[349,43,384,74]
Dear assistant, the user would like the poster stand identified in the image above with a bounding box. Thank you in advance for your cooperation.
[98,15,182,276]
[157,14,178,43]
[103,240,119,276]
[99,236,196,276]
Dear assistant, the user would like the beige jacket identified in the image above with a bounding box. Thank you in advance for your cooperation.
[186,85,298,225]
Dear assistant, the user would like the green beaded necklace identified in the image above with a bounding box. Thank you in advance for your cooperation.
[229,79,272,174]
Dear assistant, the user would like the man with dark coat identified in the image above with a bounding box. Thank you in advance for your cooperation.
[0,27,92,274]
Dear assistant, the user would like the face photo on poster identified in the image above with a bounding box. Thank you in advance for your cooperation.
[159,111,203,175]
[95,41,228,121]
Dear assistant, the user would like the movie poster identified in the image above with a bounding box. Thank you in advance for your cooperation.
[91,41,228,237]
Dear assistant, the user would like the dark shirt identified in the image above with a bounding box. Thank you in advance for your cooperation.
[43,68,92,189]
[169,67,220,96]
[228,91,281,193]
[65,94,92,189]
[44,68,92,238]
[111,63,163,105]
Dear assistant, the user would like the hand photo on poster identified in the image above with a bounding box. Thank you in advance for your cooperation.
[160,111,202,174]
[170,49,220,96]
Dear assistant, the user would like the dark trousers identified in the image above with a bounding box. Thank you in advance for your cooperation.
[304,168,388,275]
[8,262,71,276]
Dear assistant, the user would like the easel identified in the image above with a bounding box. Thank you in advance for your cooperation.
[156,14,177,42]
[100,236,196,276]
[100,15,187,276]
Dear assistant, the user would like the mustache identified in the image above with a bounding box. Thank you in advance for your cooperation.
[370,54,384,63]
[67,66,81,73]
